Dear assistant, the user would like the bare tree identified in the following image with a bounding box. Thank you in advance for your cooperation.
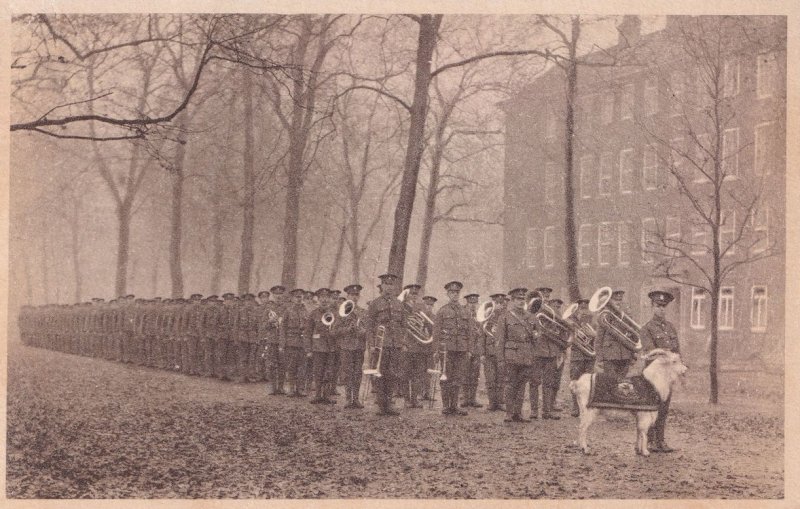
[636,16,785,403]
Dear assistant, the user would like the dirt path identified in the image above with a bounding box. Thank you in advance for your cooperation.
[6,344,783,499]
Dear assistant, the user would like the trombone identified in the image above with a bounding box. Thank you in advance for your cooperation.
[588,286,642,352]
[362,325,385,377]
[426,346,448,409]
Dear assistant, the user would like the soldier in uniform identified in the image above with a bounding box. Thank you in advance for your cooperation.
[641,289,680,453]
[365,273,406,416]
[305,288,337,404]
[259,289,282,391]
[531,295,567,420]
[420,295,438,402]
[434,281,474,416]
[544,297,567,414]
[495,288,536,422]
[595,289,636,379]
[461,293,483,408]
[569,298,595,416]
[280,288,308,397]
[482,293,506,411]
[336,284,367,408]
[399,284,428,409]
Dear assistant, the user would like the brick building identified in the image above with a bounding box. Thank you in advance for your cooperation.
[501,16,786,364]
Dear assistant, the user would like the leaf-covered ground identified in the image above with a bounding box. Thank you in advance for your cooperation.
[7,343,783,499]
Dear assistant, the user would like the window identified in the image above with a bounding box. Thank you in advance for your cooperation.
[718,287,734,330]
[545,105,558,139]
[545,162,559,205]
[525,228,540,268]
[690,222,709,256]
[690,288,706,329]
[722,128,740,177]
[723,59,740,98]
[720,210,736,256]
[694,133,711,183]
[601,92,614,125]
[641,217,657,264]
[543,227,556,268]
[643,144,659,190]
[669,137,685,187]
[578,224,593,267]
[598,153,613,196]
[580,155,593,199]
[644,77,659,116]
[598,222,614,266]
[619,148,635,194]
[752,204,770,254]
[751,286,768,332]
[621,83,635,120]
[665,216,681,251]
[754,122,777,175]
[618,221,631,266]
[756,52,778,98]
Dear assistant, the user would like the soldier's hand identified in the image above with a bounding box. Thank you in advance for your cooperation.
[306,352,312,358]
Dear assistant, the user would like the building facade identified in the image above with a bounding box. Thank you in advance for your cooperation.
[502,16,786,364]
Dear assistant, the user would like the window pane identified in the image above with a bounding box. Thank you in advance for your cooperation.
[722,128,739,177]
[757,52,778,98]
[643,145,658,190]
[579,224,593,266]
[599,153,613,195]
[598,223,614,266]
[525,228,539,267]
[619,148,635,193]
[645,77,658,116]
[618,222,631,265]
[621,83,635,120]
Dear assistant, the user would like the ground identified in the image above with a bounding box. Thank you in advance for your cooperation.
[6,342,783,499]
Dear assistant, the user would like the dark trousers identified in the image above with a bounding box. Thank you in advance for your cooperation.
[463,354,481,404]
[312,351,336,399]
[440,351,467,411]
[648,395,672,445]
[266,343,285,390]
[505,362,532,418]
[569,358,595,411]
[374,347,401,412]
[340,349,365,403]
[484,355,504,408]
[284,346,306,393]
[531,356,558,417]
[401,351,428,404]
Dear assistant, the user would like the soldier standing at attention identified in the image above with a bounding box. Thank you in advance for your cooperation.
[306,288,337,404]
[595,289,636,379]
[434,281,473,416]
[280,288,309,397]
[420,295,438,402]
[461,293,483,408]
[365,274,406,416]
[495,288,536,422]
[641,289,680,453]
[569,298,595,416]
[337,284,367,409]
[400,284,428,409]
[482,293,507,412]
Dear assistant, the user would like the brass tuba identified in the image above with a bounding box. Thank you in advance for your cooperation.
[588,286,642,352]
[406,310,435,344]
[528,294,572,348]
[475,301,496,337]
[561,303,596,358]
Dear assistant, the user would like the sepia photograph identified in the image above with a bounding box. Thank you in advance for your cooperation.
[4,2,793,502]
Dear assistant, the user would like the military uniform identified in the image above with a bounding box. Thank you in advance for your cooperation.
[365,274,407,416]
[306,289,338,404]
[641,289,680,453]
[280,289,309,396]
[569,299,596,416]
[337,285,367,408]
[495,288,536,422]
[260,289,285,392]
[461,293,483,408]
[481,294,506,411]
[595,290,636,379]
[434,281,474,416]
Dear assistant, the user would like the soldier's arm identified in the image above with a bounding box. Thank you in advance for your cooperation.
[640,322,656,354]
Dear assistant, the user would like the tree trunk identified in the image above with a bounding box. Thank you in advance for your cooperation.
[563,17,581,303]
[151,256,159,297]
[238,70,256,295]
[386,14,442,282]
[328,225,347,288]
[115,201,132,297]
[307,224,328,290]
[70,200,82,302]
[415,142,443,289]
[210,184,224,296]
[169,110,190,299]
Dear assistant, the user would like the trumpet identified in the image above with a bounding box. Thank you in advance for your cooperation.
[363,325,385,377]
[528,295,572,348]
[588,286,642,352]
[561,303,597,358]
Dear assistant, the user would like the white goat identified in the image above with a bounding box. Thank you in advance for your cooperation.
[570,349,688,456]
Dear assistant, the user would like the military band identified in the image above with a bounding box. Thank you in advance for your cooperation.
[16,275,680,446]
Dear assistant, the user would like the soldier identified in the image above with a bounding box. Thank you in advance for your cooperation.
[365,273,406,416]
[336,284,367,408]
[569,298,595,417]
[257,290,278,390]
[434,281,474,416]
[595,289,637,379]
[543,297,567,416]
[304,289,337,404]
[495,287,536,422]
[461,293,483,408]
[530,294,568,420]
[420,295,438,402]
[280,288,308,397]
[482,293,506,411]
[641,289,680,453]
[399,283,428,409]
[234,294,256,382]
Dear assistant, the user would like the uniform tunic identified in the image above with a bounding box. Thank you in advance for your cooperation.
[641,314,680,446]
[495,308,537,418]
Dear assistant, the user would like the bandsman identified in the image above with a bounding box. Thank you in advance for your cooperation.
[306,288,337,404]
[495,287,536,422]
[400,283,428,409]
[434,281,474,416]
[482,293,506,411]
[365,273,406,416]
[420,295,438,402]
[569,298,595,417]
[461,293,483,408]
[595,289,636,379]
[336,284,367,408]
[280,288,309,397]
